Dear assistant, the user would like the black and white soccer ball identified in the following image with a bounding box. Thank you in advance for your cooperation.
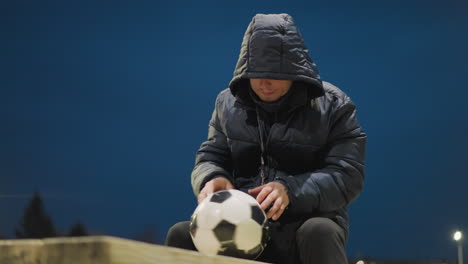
[189,189,269,260]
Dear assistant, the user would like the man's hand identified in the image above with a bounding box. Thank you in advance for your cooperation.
[198,177,234,204]
[248,182,289,221]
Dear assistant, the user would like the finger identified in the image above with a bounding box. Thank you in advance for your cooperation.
[270,197,285,220]
[204,183,214,194]
[197,192,206,204]
[226,181,235,189]
[198,184,214,203]
[256,186,273,207]
[260,189,277,211]
[211,183,224,192]
[272,207,285,221]
[267,196,282,219]
[248,185,264,196]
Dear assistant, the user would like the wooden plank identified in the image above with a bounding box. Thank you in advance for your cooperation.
[0,236,269,264]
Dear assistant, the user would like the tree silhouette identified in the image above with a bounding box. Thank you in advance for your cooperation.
[68,222,88,237]
[15,192,56,238]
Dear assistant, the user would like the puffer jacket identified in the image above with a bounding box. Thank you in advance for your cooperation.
[191,13,366,237]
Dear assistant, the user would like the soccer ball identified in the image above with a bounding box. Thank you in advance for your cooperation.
[189,189,269,260]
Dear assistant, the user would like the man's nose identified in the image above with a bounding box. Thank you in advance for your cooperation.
[259,79,271,89]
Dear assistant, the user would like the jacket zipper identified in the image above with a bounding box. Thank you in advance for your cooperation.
[260,156,266,185]
[256,108,278,185]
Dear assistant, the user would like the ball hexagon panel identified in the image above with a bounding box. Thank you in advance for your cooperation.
[194,200,223,229]
[192,228,221,256]
[245,243,265,259]
[220,196,251,224]
[230,189,258,206]
[234,218,263,251]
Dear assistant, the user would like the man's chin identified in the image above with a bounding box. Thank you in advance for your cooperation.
[260,96,279,102]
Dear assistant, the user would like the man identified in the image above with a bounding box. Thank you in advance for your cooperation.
[165,13,366,264]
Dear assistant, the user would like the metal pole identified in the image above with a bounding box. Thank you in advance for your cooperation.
[458,242,464,264]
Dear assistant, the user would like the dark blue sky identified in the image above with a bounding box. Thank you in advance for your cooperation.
[1,0,468,260]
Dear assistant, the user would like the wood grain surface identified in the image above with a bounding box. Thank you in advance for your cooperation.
[0,236,269,264]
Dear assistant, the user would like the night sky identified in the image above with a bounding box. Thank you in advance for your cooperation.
[1,0,468,261]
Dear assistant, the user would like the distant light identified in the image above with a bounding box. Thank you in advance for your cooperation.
[454,231,463,241]
[356,261,365,264]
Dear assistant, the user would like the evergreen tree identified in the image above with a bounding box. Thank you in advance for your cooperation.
[68,222,88,237]
[15,192,56,238]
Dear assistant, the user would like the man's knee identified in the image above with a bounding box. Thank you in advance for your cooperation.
[296,217,346,246]
[295,217,348,264]
[165,221,194,249]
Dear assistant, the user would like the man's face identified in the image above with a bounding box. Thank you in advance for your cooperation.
[249,79,293,102]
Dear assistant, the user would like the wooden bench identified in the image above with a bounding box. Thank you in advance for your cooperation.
[0,236,269,264]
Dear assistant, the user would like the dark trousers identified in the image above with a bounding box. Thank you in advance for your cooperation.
[165,217,348,264]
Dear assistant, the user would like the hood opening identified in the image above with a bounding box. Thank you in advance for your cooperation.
[228,14,324,100]
[231,78,324,108]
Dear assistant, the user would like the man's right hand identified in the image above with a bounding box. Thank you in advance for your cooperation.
[198,177,234,204]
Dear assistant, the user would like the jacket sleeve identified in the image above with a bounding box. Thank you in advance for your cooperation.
[275,97,366,215]
[191,94,233,196]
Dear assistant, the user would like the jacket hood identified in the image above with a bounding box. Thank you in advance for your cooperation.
[229,13,324,99]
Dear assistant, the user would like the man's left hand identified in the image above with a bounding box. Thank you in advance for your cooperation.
[248,182,289,221]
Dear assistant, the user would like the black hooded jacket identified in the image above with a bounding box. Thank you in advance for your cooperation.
[191,14,366,234]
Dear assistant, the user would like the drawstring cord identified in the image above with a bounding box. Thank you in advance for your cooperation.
[255,107,268,185]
